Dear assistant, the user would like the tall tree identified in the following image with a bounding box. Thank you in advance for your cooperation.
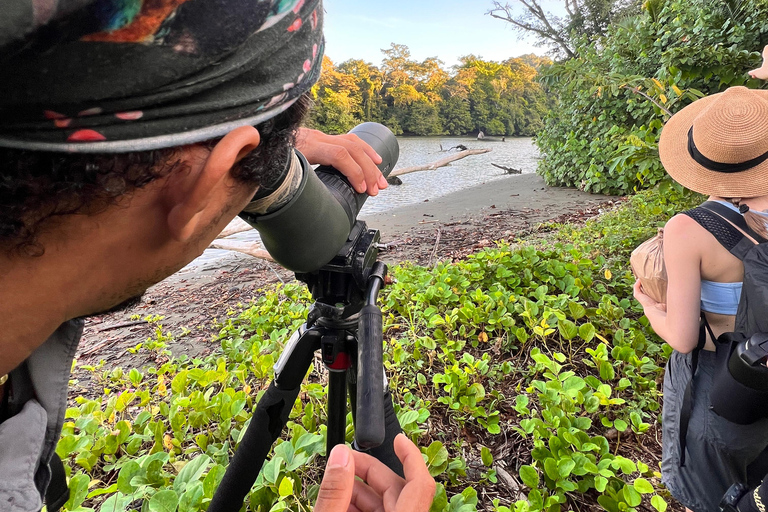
[487,0,640,58]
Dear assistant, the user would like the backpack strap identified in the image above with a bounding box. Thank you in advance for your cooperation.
[677,316,712,466]
[682,201,765,260]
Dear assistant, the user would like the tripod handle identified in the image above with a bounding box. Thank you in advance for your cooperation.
[356,303,386,449]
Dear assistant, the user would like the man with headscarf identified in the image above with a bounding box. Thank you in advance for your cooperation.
[0,1,435,510]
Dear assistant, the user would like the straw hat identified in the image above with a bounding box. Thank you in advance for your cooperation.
[659,86,768,197]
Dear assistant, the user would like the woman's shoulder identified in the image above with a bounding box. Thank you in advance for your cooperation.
[664,212,705,237]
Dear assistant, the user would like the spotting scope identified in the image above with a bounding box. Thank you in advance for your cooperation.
[238,122,399,272]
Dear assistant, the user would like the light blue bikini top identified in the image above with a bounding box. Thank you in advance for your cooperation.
[700,280,741,315]
[699,201,768,315]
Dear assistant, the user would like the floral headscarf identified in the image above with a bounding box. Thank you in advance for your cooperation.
[0,0,323,152]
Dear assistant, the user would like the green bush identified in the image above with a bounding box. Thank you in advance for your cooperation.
[536,0,768,195]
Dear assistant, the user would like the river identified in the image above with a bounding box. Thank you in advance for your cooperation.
[184,136,539,269]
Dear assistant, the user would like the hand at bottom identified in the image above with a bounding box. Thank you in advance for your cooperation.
[314,434,436,512]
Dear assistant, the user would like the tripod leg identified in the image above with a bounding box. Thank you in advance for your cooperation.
[327,370,348,453]
[208,382,303,512]
[352,390,404,477]
[209,326,320,512]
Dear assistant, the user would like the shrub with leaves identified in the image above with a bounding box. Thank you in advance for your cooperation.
[536,0,768,195]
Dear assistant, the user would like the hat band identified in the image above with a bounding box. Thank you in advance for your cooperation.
[688,127,768,173]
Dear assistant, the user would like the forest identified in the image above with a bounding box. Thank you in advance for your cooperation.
[308,44,551,137]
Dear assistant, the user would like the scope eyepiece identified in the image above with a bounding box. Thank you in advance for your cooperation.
[239,123,399,273]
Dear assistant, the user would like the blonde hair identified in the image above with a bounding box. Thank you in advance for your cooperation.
[725,198,768,240]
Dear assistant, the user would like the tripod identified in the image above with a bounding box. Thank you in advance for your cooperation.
[208,220,404,512]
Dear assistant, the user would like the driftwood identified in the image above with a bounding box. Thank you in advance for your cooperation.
[209,238,274,262]
[491,162,522,174]
[216,217,253,239]
[390,148,491,177]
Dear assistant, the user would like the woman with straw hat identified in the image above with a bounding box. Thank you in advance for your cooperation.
[634,85,768,511]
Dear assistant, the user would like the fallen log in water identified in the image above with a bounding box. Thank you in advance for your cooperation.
[390,148,491,177]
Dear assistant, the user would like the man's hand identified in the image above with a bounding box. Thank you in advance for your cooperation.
[295,127,389,196]
[749,45,768,80]
[314,434,436,512]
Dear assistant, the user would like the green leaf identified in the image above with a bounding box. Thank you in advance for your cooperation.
[424,441,449,477]
[278,476,294,497]
[173,454,211,493]
[519,465,539,489]
[595,475,608,492]
[599,361,615,380]
[203,465,226,499]
[544,458,559,481]
[179,482,204,510]
[651,495,668,512]
[148,490,179,512]
[579,323,596,342]
[558,458,576,478]
[480,446,493,467]
[65,474,90,510]
[623,485,643,507]
[558,319,578,340]
[569,302,587,320]
[633,478,655,494]
[99,493,133,512]
[117,461,142,495]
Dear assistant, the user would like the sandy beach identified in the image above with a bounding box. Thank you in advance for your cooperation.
[361,172,615,239]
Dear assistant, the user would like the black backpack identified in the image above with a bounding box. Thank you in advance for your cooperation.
[677,201,768,464]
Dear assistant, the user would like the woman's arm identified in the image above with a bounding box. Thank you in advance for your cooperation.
[634,214,703,352]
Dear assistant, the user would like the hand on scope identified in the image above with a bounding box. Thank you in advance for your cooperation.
[749,45,768,80]
[296,127,389,196]
[314,434,436,512]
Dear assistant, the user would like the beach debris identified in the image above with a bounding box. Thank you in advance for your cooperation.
[491,162,522,174]
[439,143,469,152]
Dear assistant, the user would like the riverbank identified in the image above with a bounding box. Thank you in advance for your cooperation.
[76,173,622,370]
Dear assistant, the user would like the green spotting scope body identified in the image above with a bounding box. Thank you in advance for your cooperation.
[240,123,399,273]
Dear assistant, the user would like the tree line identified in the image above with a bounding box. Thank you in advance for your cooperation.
[308,43,552,137]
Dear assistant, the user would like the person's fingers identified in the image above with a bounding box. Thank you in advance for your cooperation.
[341,133,383,164]
[311,141,368,193]
[349,479,385,512]
[392,434,436,512]
[749,46,768,80]
[299,129,386,196]
[350,450,406,502]
[336,133,385,196]
[314,444,356,512]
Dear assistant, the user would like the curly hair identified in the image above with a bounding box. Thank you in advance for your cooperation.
[0,94,311,256]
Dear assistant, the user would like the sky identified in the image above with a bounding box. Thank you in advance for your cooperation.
[321,0,549,68]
